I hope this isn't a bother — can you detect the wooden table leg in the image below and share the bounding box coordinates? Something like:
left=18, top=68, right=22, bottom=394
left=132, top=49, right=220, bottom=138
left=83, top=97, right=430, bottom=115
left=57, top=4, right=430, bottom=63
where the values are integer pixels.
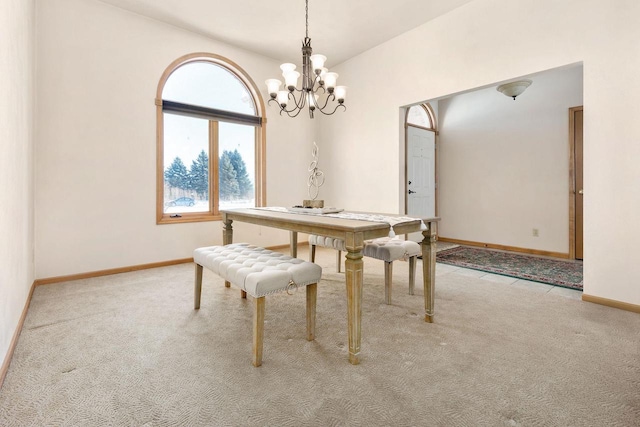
left=421, top=221, right=437, bottom=323
left=223, top=215, right=233, bottom=288
left=345, top=245, right=364, bottom=364
left=290, top=231, right=298, bottom=257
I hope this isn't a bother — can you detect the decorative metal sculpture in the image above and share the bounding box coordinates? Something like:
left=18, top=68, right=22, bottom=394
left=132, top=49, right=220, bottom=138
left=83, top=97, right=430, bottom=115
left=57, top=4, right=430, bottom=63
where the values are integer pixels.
left=307, top=142, right=324, bottom=200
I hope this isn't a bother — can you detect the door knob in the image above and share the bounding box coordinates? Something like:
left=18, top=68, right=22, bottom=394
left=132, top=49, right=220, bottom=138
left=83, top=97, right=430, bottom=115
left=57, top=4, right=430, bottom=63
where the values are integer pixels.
left=408, top=190, right=416, bottom=194
left=578, top=189, right=584, bottom=195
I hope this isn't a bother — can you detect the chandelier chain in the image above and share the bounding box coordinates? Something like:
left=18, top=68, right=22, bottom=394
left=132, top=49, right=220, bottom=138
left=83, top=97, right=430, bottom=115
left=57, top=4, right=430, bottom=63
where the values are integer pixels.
left=305, top=0, right=309, bottom=39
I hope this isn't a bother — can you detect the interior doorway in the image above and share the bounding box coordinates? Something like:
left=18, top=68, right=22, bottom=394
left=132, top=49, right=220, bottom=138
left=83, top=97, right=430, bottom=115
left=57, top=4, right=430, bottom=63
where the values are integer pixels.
left=569, top=106, right=584, bottom=259
left=405, top=104, right=437, bottom=242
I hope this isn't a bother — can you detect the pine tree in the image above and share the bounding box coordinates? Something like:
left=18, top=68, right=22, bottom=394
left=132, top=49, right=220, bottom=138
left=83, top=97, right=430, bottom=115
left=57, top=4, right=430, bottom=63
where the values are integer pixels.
left=229, top=149, right=253, bottom=198
left=219, top=151, right=239, bottom=200
left=164, top=157, right=189, bottom=191
left=189, top=150, right=209, bottom=199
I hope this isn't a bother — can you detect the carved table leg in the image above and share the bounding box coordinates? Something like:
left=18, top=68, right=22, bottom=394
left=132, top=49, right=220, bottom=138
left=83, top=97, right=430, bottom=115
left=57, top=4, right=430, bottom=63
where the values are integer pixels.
left=345, top=247, right=364, bottom=364
left=421, top=221, right=437, bottom=323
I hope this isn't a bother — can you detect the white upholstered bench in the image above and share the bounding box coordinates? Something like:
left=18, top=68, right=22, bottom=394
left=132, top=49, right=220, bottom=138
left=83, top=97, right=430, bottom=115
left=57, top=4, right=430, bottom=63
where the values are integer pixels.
left=308, top=235, right=346, bottom=273
left=309, top=235, right=421, bottom=304
left=194, top=243, right=323, bottom=367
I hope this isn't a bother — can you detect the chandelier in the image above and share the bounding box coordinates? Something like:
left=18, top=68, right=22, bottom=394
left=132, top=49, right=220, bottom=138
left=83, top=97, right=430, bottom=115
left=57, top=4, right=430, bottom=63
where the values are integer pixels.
left=265, top=0, right=347, bottom=119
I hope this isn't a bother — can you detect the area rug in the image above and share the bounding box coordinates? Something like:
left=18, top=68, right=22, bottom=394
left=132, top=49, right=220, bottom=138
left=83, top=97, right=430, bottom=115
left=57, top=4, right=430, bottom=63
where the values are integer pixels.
left=436, top=246, right=583, bottom=290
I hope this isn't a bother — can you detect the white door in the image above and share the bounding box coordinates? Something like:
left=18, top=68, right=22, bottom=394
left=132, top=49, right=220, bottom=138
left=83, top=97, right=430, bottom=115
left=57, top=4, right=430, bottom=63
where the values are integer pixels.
left=407, top=125, right=435, bottom=242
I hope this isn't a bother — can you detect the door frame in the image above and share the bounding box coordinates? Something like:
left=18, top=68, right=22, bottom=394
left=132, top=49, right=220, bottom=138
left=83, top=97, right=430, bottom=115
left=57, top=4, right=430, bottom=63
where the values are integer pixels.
left=568, top=105, right=583, bottom=259
left=404, top=103, right=438, bottom=216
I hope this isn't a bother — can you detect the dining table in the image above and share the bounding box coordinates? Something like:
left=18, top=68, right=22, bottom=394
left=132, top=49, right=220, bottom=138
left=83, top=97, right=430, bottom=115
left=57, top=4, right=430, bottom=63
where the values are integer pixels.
left=220, top=207, right=440, bottom=365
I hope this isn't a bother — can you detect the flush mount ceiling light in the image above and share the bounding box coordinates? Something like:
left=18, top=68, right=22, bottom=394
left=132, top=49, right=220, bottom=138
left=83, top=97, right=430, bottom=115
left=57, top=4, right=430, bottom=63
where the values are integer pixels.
left=497, top=80, right=532, bottom=100
left=265, top=0, right=347, bottom=119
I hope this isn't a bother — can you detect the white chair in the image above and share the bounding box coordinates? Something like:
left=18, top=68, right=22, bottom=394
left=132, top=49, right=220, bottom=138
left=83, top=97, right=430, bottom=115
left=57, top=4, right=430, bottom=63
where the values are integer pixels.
left=309, top=235, right=421, bottom=304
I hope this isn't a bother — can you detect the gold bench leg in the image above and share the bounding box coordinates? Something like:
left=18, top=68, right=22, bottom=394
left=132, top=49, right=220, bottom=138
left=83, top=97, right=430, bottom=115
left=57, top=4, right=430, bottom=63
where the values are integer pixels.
left=409, top=256, right=416, bottom=295
left=241, top=290, right=247, bottom=299
left=336, top=250, right=342, bottom=273
left=306, top=283, right=317, bottom=341
left=310, top=244, right=316, bottom=262
left=194, top=264, right=203, bottom=309
left=384, top=261, right=393, bottom=305
left=253, top=297, right=266, bottom=367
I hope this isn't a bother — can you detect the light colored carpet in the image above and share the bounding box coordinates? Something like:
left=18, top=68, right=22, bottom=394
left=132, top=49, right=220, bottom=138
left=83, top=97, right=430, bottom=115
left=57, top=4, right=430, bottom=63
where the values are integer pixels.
left=1, top=247, right=639, bottom=426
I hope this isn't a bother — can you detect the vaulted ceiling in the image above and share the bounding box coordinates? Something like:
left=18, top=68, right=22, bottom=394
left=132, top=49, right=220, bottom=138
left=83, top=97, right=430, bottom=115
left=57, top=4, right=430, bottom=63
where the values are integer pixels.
left=97, top=0, right=476, bottom=65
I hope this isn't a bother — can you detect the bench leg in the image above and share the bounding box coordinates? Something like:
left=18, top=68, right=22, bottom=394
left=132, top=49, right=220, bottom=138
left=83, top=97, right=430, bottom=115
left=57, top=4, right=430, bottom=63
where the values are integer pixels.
left=384, top=261, right=393, bottom=305
left=336, top=250, right=342, bottom=273
left=241, top=290, right=247, bottom=299
left=253, top=297, right=266, bottom=367
left=194, top=264, right=203, bottom=309
left=225, top=280, right=231, bottom=288
left=306, top=283, right=317, bottom=341
left=409, top=256, right=416, bottom=295
left=310, top=244, right=316, bottom=262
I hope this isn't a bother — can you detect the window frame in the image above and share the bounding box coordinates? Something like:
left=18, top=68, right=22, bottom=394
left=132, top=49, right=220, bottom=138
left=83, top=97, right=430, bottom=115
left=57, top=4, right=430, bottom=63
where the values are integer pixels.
left=155, top=53, right=267, bottom=224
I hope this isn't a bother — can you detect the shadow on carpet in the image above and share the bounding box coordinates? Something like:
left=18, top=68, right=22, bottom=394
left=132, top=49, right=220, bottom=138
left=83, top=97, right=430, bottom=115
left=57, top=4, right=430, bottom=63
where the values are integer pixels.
left=436, top=246, right=583, bottom=290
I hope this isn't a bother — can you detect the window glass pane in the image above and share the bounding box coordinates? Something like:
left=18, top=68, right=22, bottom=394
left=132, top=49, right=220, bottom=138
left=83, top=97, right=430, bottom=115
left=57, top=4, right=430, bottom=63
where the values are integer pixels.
left=163, top=113, right=209, bottom=214
left=163, top=62, right=256, bottom=115
left=407, top=105, right=431, bottom=128
left=218, top=122, right=255, bottom=210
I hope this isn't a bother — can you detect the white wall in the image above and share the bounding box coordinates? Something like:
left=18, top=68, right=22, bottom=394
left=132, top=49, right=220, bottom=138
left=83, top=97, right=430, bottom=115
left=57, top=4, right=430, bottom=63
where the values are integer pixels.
left=0, top=0, right=35, bottom=371
left=438, top=65, right=583, bottom=253
left=319, top=0, right=640, bottom=305
left=35, top=0, right=314, bottom=278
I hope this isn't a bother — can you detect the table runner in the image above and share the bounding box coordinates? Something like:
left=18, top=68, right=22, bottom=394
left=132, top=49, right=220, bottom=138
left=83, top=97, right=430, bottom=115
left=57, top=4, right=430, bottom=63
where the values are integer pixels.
left=253, top=207, right=427, bottom=238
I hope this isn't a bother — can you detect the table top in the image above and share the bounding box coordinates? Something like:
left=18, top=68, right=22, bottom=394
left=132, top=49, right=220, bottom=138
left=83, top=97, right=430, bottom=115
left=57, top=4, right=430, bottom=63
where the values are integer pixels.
left=221, top=208, right=439, bottom=243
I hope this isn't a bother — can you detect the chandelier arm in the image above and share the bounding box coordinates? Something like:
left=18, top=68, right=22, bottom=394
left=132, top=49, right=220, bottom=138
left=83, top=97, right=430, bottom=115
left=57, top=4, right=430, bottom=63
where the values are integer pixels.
left=313, top=102, right=347, bottom=116
left=314, top=92, right=335, bottom=111
left=276, top=91, right=308, bottom=117
left=287, top=91, right=307, bottom=111
left=280, top=105, right=304, bottom=118
left=267, top=94, right=305, bottom=118
left=309, top=73, right=322, bottom=91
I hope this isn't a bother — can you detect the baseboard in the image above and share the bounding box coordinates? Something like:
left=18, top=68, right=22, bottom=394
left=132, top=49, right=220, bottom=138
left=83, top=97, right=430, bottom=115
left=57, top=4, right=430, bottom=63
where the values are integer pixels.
left=582, top=294, right=640, bottom=314
left=34, top=241, right=308, bottom=286
left=438, top=237, right=569, bottom=259
left=0, top=280, right=36, bottom=390
left=34, top=258, right=194, bottom=286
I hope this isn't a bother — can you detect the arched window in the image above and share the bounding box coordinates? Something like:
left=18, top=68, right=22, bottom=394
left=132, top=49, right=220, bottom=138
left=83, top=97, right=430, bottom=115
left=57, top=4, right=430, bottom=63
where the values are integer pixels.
left=406, top=104, right=436, bottom=130
left=156, top=53, right=266, bottom=224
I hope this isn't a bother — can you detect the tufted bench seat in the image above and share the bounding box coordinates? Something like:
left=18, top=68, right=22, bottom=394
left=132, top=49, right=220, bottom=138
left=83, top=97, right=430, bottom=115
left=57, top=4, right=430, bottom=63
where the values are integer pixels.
left=194, top=243, right=322, bottom=367
left=309, top=235, right=421, bottom=304
left=308, top=235, right=346, bottom=272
